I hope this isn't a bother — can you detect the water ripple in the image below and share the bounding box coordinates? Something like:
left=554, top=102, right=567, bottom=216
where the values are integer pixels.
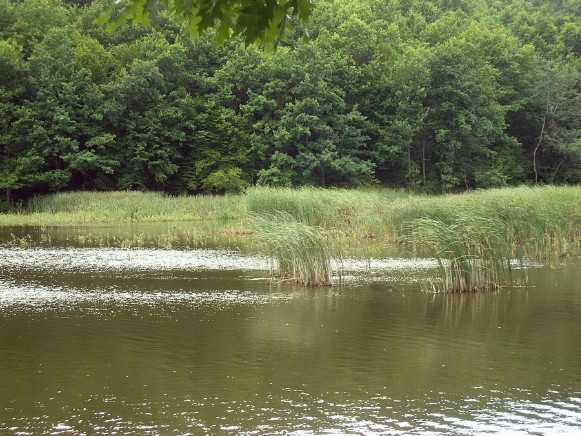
left=0, top=280, right=296, bottom=313
left=0, top=247, right=271, bottom=272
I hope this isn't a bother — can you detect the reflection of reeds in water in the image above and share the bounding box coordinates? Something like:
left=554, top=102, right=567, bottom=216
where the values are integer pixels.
left=253, top=213, right=334, bottom=286
left=411, top=217, right=526, bottom=292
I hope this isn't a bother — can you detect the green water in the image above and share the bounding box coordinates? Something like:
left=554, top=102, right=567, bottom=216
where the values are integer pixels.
left=0, top=227, right=580, bottom=434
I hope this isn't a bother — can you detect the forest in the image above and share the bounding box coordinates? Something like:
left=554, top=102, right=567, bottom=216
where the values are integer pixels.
left=0, top=0, right=579, bottom=204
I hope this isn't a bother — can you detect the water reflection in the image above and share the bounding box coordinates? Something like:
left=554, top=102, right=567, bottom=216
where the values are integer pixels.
left=0, top=246, right=579, bottom=434
left=2, top=387, right=580, bottom=434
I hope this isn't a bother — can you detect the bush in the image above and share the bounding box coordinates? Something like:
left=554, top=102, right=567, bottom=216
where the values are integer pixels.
left=202, top=167, right=249, bottom=194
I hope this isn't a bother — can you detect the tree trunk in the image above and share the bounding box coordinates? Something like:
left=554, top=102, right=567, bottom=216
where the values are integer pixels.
left=533, top=112, right=546, bottom=184
left=421, top=134, right=427, bottom=188
left=533, top=98, right=553, bottom=185
left=550, top=158, right=566, bottom=184
left=407, top=144, right=411, bottom=186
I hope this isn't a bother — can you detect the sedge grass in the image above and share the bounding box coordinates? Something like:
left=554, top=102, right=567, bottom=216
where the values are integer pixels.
left=410, top=216, right=526, bottom=292
left=252, top=213, right=335, bottom=286
left=0, top=191, right=246, bottom=225
left=248, top=185, right=581, bottom=259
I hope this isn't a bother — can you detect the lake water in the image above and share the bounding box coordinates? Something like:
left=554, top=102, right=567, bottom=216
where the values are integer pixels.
left=0, top=227, right=580, bottom=434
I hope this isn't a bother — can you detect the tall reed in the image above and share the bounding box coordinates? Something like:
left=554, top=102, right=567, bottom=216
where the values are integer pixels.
left=410, top=216, right=525, bottom=292
left=247, top=185, right=581, bottom=258
left=252, top=213, right=334, bottom=286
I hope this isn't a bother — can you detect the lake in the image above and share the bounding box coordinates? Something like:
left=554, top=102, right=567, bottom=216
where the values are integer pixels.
left=0, top=226, right=580, bottom=434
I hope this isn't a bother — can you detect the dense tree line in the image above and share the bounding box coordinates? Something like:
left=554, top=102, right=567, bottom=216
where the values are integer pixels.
left=0, top=0, right=579, bottom=203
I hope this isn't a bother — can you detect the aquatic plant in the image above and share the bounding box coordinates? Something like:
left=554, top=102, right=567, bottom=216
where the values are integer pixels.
left=252, top=213, right=335, bottom=286
left=410, top=216, right=526, bottom=292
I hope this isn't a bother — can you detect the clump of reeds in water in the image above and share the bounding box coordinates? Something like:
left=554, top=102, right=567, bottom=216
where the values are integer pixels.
left=411, top=216, right=526, bottom=292
left=252, top=213, right=334, bottom=286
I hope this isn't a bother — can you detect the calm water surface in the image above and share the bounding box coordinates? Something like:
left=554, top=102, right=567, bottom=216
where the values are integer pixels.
left=0, top=230, right=580, bottom=434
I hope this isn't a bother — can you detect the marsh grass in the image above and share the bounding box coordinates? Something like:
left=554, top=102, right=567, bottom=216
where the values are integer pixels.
left=248, top=185, right=581, bottom=259
left=411, top=217, right=526, bottom=292
left=12, top=191, right=246, bottom=224
left=252, top=213, right=335, bottom=286
left=1, top=186, right=579, bottom=291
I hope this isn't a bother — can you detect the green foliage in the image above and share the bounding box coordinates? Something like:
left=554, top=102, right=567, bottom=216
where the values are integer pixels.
left=234, top=43, right=374, bottom=187
left=6, top=0, right=69, bottom=54
left=0, top=0, right=580, bottom=202
left=96, top=0, right=315, bottom=48
left=202, top=167, right=249, bottom=194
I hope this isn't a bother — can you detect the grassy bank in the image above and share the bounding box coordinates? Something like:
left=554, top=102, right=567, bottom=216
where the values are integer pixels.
left=3, top=187, right=580, bottom=254
left=2, top=186, right=580, bottom=288
left=0, top=191, right=246, bottom=225
left=247, top=186, right=581, bottom=256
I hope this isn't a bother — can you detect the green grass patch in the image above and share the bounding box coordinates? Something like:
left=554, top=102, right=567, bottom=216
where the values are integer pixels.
left=0, top=191, right=246, bottom=225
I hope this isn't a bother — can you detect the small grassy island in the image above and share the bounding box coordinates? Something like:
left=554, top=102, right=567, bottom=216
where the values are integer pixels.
left=2, top=185, right=580, bottom=290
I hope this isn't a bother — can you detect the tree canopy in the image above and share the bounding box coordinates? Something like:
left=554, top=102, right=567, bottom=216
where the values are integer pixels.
left=0, top=0, right=579, bottom=204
